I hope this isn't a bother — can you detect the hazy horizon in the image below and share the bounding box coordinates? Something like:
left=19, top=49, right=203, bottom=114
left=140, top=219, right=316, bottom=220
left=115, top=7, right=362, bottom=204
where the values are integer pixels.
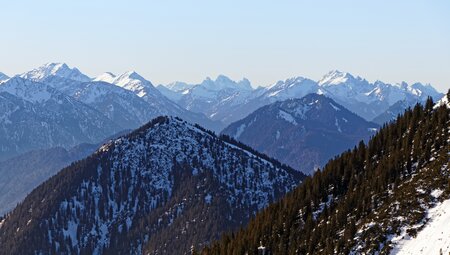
left=1, top=1, right=449, bottom=92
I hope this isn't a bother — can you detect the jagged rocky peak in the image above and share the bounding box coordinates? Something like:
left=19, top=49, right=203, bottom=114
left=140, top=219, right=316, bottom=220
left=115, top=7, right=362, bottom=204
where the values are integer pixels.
left=200, top=75, right=253, bottom=91
left=20, top=62, right=91, bottom=82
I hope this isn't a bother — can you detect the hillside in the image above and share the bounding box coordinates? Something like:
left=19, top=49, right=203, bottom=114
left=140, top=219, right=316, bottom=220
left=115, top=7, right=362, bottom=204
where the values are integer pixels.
left=222, top=94, right=378, bottom=174
left=0, top=130, right=130, bottom=216
left=203, top=95, right=449, bottom=254
left=0, top=116, right=305, bottom=255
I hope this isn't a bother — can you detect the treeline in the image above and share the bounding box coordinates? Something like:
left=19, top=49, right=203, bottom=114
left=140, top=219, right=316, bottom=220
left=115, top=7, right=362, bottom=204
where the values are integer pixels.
left=202, top=93, right=450, bottom=255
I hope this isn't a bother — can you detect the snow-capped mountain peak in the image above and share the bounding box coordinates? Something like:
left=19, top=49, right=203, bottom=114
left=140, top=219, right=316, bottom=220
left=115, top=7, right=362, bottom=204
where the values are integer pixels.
left=318, top=70, right=355, bottom=86
left=264, top=76, right=318, bottom=100
left=165, top=81, right=194, bottom=92
left=113, top=71, right=151, bottom=86
left=409, top=82, right=441, bottom=99
left=20, top=62, right=91, bottom=82
left=93, top=72, right=116, bottom=83
left=199, top=75, right=253, bottom=91
left=107, top=71, right=157, bottom=98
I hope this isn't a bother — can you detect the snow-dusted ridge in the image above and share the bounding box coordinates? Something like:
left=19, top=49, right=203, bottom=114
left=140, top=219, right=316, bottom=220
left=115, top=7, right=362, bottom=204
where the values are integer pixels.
left=20, top=62, right=91, bottom=82
left=0, top=115, right=304, bottom=254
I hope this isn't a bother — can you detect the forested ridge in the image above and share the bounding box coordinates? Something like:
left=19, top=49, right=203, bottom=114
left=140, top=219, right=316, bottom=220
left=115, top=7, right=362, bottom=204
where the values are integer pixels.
left=202, top=93, right=450, bottom=255
left=0, top=116, right=305, bottom=255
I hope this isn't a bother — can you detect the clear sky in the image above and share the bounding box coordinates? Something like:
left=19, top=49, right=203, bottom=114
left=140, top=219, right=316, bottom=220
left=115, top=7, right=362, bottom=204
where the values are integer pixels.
left=1, top=0, right=449, bottom=92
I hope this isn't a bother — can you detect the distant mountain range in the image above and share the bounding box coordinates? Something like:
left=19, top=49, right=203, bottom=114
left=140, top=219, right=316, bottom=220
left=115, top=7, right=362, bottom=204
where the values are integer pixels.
left=0, top=63, right=222, bottom=160
left=157, top=70, right=443, bottom=125
left=0, top=116, right=305, bottom=255
left=0, top=62, right=443, bottom=162
left=222, top=94, right=378, bottom=174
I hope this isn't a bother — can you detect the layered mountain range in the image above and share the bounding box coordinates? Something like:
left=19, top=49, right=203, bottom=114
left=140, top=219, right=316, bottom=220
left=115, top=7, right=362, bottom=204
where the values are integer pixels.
left=0, top=63, right=222, bottom=160
left=157, top=70, right=443, bottom=125
left=0, top=63, right=444, bottom=164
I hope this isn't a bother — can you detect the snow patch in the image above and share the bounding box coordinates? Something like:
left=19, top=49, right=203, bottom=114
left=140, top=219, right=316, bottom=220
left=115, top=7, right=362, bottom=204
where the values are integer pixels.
left=278, top=110, right=297, bottom=125
left=234, top=123, right=246, bottom=139
left=329, top=102, right=341, bottom=111
left=204, top=194, right=212, bottom=204
left=391, top=198, right=450, bottom=255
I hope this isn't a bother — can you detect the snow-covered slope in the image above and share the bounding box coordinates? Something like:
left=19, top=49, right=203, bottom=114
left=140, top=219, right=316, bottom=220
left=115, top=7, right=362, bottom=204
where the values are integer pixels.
left=391, top=197, right=450, bottom=255
left=0, top=116, right=305, bottom=254
left=20, top=62, right=91, bottom=82
left=0, top=77, right=121, bottom=160
left=263, top=76, right=319, bottom=101
left=93, top=72, right=116, bottom=83
left=0, top=72, right=9, bottom=82
left=434, top=92, right=450, bottom=109
left=222, top=94, right=378, bottom=174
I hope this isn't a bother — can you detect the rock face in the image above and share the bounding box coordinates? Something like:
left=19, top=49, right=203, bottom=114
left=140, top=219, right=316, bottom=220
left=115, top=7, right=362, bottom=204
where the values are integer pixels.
left=0, top=116, right=305, bottom=255
left=222, top=94, right=379, bottom=174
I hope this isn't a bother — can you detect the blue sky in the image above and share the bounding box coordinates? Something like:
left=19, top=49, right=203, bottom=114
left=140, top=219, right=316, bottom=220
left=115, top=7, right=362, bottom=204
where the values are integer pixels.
left=1, top=0, right=449, bottom=91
